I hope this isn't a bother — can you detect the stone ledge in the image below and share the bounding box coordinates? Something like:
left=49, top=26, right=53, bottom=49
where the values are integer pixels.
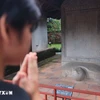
left=37, top=48, right=56, bottom=62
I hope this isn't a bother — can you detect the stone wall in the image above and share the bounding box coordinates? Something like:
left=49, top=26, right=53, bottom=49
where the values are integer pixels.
left=62, top=0, right=100, bottom=65
left=61, top=0, right=100, bottom=82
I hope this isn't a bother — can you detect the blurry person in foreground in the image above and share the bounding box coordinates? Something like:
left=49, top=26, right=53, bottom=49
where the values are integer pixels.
left=0, top=0, right=41, bottom=100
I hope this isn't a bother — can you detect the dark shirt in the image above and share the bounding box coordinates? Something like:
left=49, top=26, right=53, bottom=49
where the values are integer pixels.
left=0, top=81, right=30, bottom=100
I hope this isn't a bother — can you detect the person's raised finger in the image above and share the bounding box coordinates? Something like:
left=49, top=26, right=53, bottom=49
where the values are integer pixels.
left=20, top=54, right=29, bottom=73
left=29, top=52, right=37, bottom=57
left=28, top=53, right=38, bottom=80
left=13, top=71, right=26, bottom=85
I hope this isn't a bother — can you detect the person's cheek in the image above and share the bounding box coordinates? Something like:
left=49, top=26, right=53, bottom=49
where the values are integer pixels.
left=27, top=33, right=32, bottom=52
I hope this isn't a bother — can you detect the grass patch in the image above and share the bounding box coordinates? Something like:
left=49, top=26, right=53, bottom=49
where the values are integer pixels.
left=48, top=44, right=61, bottom=49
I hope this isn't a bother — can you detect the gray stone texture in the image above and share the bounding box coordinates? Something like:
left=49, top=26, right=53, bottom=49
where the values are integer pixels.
left=61, top=0, right=100, bottom=82
left=32, top=18, right=48, bottom=52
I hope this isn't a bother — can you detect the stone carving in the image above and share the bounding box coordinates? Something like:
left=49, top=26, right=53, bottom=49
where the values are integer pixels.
left=61, top=0, right=100, bottom=83
left=62, top=62, right=100, bottom=83
left=72, top=67, right=86, bottom=81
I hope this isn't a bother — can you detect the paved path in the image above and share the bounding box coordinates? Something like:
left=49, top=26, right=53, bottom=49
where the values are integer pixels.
left=39, top=54, right=100, bottom=100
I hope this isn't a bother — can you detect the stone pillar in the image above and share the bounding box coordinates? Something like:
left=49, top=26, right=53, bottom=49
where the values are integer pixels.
left=61, top=0, right=100, bottom=82
left=32, top=18, right=48, bottom=52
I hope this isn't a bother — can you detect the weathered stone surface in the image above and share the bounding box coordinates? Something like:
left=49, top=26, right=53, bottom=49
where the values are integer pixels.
left=32, top=18, right=48, bottom=52
left=62, top=62, right=100, bottom=82
left=61, top=0, right=100, bottom=82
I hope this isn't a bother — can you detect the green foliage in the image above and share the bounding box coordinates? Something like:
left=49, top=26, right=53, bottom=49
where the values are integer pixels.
left=48, top=44, right=61, bottom=52
left=47, top=18, right=61, bottom=33
left=48, top=44, right=61, bottom=50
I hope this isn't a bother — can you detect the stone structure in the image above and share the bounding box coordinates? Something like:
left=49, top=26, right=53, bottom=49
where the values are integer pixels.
left=61, top=0, right=100, bottom=82
left=32, top=18, right=48, bottom=52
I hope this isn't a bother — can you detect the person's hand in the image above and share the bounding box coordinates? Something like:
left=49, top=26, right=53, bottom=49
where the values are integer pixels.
left=13, top=52, right=41, bottom=100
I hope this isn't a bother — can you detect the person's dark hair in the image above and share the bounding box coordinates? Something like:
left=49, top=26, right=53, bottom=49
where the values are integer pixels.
left=0, top=0, right=41, bottom=32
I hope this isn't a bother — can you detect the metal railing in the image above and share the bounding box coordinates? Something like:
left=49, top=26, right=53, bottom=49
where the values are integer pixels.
left=4, top=80, right=100, bottom=100
left=39, top=84, right=100, bottom=100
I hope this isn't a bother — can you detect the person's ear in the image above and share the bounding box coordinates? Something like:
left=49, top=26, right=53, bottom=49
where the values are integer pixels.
left=0, top=14, right=9, bottom=43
